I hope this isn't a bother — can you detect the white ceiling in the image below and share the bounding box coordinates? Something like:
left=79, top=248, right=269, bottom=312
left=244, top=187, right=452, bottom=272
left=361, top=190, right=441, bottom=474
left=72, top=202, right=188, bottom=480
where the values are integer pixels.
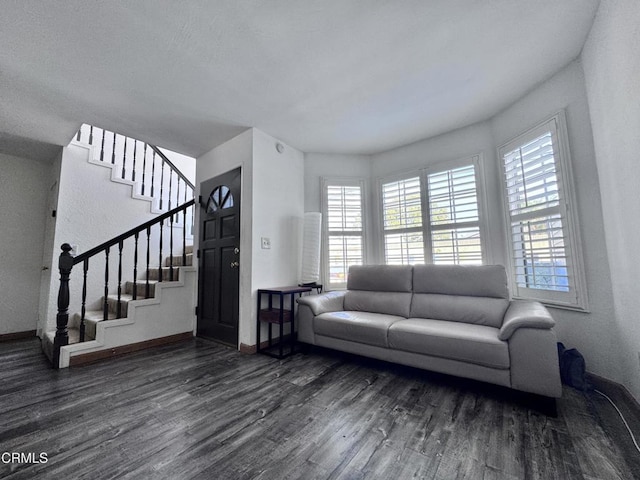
left=0, top=0, right=600, bottom=162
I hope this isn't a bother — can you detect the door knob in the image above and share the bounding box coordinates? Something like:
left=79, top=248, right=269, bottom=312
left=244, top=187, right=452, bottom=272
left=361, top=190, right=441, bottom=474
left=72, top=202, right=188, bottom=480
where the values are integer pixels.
left=230, top=261, right=240, bottom=268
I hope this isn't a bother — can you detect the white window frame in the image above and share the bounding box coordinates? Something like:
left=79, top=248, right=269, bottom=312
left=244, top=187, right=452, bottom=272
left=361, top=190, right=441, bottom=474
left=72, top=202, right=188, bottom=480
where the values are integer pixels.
left=377, top=155, right=488, bottom=266
left=498, top=112, right=588, bottom=311
left=321, top=177, right=367, bottom=290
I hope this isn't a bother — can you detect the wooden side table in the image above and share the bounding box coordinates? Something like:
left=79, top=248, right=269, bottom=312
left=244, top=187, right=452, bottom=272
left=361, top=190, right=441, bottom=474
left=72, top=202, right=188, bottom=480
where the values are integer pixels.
left=257, top=286, right=312, bottom=359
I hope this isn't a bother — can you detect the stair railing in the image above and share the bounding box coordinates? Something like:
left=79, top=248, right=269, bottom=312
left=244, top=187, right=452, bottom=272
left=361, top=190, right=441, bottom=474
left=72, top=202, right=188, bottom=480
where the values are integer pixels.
left=52, top=199, right=195, bottom=369
left=74, top=124, right=195, bottom=216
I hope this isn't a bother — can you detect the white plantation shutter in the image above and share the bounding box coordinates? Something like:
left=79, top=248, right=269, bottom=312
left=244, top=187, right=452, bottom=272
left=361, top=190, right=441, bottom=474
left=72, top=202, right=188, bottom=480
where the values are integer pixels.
left=499, top=114, right=587, bottom=309
left=323, top=181, right=364, bottom=288
left=382, top=177, right=424, bottom=264
left=379, top=157, right=485, bottom=267
left=427, top=164, right=483, bottom=264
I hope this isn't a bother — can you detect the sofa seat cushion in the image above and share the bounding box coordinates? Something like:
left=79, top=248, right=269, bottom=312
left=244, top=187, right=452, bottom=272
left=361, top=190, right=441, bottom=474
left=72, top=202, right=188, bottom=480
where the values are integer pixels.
left=314, top=311, right=403, bottom=348
left=388, top=319, right=510, bottom=369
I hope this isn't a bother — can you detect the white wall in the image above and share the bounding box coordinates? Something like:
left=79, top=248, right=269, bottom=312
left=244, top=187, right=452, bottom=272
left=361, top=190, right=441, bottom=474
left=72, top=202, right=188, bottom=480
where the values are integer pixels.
left=37, top=151, right=62, bottom=337
left=251, top=129, right=305, bottom=346
left=196, top=129, right=254, bottom=347
left=582, top=0, right=640, bottom=400
left=304, top=153, right=372, bottom=212
left=0, top=153, right=50, bottom=335
left=491, top=60, right=618, bottom=383
left=196, top=128, right=305, bottom=349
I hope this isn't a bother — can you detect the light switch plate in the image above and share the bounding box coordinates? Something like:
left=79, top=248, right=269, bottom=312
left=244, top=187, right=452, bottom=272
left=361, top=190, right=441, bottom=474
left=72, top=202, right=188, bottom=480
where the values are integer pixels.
left=261, top=237, right=271, bottom=249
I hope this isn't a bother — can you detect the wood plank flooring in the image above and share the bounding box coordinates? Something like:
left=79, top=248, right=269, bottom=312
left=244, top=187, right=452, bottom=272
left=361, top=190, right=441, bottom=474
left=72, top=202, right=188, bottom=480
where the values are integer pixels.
left=0, top=338, right=637, bottom=480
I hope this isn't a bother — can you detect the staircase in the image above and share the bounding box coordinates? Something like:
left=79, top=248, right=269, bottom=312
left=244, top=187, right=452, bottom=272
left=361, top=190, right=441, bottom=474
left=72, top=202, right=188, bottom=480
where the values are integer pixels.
left=71, top=244, right=194, bottom=342
left=42, top=124, right=197, bottom=368
left=43, top=241, right=195, bottom=368
left=72, top=123, right=194, bottom=218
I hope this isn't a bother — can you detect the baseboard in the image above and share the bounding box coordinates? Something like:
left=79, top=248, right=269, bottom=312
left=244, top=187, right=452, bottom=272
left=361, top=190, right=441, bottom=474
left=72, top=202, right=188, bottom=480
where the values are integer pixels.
left=0, top=330, right=37, bottom=342
left=588, top=371, right=640, bottom=414
left=239, top=334, right=294, bottom=354
left=69, top=332, right=194, bottom=367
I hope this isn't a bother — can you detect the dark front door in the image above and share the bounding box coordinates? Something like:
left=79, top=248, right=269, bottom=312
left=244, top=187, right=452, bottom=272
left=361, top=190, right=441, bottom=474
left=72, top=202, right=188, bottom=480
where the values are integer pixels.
left=197, top=167, right=241, bottom=346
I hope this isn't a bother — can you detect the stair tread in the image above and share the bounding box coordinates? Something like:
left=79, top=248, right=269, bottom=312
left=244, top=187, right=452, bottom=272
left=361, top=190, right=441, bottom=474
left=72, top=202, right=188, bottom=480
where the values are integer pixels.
left=83, top=310, right=117, bottom=321
left=107, top=294, right=135, bottom=302
left=125, top=280, right=159, bottom=285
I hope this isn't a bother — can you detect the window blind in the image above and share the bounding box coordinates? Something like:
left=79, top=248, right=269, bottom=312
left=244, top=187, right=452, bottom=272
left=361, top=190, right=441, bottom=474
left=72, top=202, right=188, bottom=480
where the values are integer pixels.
left=381, top=177, right=424, bottom=264
left=325, top=184, right=364, bottom=286
left=427, top=165, right=482, bottom=265
left=502, top=129, right=570, bottom=293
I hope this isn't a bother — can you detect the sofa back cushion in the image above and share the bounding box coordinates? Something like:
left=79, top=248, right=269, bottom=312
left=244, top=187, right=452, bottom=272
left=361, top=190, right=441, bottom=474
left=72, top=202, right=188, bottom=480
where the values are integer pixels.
left=410, top=264, right=510, bottom=327
left=344, top=265, right=413, bottom=318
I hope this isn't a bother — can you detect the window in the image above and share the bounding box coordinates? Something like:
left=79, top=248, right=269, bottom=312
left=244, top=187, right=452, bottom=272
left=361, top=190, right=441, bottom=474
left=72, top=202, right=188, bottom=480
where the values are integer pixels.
left=381, top=177, right=424, bottom=264
left=380, top=156, right=485, bottom=266
left=322, top=179, right=365, bottom=289
left=427, top=164, right=483, bottom=264
left=499, top=113, right=587, bottom=310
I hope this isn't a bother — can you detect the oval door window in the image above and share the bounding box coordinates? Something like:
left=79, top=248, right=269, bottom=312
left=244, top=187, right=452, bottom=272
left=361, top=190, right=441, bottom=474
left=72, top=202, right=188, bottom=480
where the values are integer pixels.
left=206, top=185, right=234, bottom=213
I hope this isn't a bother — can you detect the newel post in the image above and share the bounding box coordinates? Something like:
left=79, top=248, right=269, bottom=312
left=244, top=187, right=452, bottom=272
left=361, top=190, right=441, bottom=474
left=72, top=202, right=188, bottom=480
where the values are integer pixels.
left=52, top=243, right=74, bottom=369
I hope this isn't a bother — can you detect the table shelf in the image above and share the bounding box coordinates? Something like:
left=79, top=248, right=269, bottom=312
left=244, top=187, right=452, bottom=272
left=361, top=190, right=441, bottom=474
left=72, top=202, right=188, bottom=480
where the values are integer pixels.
left=256, top=286, right=312, bottom=359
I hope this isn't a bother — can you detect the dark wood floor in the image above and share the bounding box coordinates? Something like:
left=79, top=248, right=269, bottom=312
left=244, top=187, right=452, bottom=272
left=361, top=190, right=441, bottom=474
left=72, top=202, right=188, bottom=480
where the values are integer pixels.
left=0, top=338, right=637, bottom=480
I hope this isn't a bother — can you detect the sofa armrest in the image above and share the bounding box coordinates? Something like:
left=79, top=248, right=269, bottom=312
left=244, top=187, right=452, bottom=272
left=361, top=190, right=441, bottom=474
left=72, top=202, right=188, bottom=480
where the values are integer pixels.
left=499, top=300, right=555, bottom=341
left=297, top=291, right=346, bottom=316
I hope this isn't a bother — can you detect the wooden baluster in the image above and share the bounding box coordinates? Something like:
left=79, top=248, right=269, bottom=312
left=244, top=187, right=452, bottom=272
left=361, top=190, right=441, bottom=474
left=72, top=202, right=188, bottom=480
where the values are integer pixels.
left=117, top=240, right=123, bottom=318
left=111, top=132, right=117, bottom=164
left=184, top=187, right=193, bottom=242
left=191, top=203, right=195, bottom=246
left=100, top=129, right=106, bottom=162
left=175, top=177, right=181, bottom=223
left=170, top=210, right=174, bottom=281
left=132, top=140, right=137, bottom=182
left=103, top=247, right=110, bottom=321
left=168, top=171, right=173, bottom=212
left=183, top=203, right=187, bottom=267
left=158, top=220, right=164, bottom=283
left=146, top=226, right=151, bottom=298
left=141, top=144, right=147, bottom=196
left=79, top=259, right=88, bottom=342
left=150, top=150, right=156, bottom=197
left=121, top=137, right=128, bottom=179
left=89, top=125, right=94, bottom=145
left=159, top=158, right=165, bottom=210
left=133, top=232, right=139, bottom=300
left=53, top=243, right=73, bottom=369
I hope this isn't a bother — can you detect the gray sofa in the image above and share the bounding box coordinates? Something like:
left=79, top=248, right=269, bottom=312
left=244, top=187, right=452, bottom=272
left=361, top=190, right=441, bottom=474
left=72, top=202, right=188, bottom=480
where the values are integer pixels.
left=297, top=264, right=562, bottom=398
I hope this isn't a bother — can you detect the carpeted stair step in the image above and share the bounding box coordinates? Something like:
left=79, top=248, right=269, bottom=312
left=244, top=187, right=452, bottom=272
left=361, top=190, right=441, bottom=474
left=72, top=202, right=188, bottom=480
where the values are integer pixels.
left=164, top=252, right=193, bottom=267
left=146, top=267, right=181, bottom=281
left=124, top=280, right=157, bottom=298
left=67, top=326, right=80, bottom=344
left=80, top=310, right=117, bottom=341
left=106, top=294, right=135, bottom=318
